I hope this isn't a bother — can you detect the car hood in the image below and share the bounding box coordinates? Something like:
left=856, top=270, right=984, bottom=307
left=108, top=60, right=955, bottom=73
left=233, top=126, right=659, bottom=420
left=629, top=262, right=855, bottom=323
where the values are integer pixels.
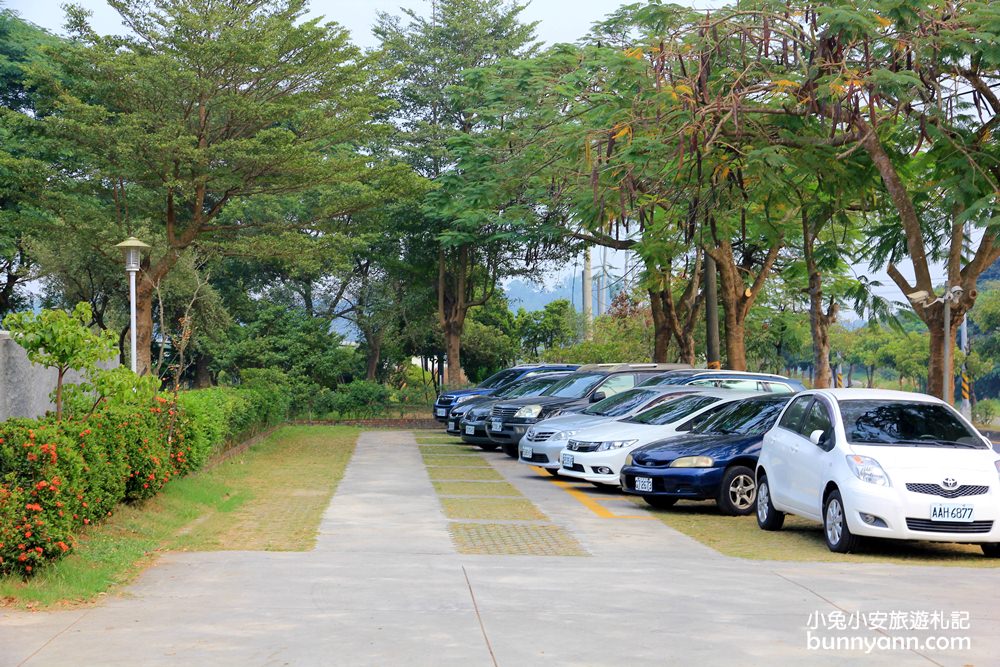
left=533, top=413, right=610, bottom=431
left=631, top=433, right=763, bottom=465
left=494, top=396, right=582, bottom=409
left=570, top=420, right=675, bottom=445
left=850, top=443, right=1000, bottom=475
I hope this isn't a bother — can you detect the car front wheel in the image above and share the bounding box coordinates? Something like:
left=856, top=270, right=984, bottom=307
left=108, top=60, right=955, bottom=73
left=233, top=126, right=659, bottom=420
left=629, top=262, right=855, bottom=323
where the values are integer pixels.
left=823, top=489, right=860, bottom=553
left=755, top=474, right=785, bottom=531
left=502, top=443, right=518, bottom=458
left=718, top=465, right=756, bottom=516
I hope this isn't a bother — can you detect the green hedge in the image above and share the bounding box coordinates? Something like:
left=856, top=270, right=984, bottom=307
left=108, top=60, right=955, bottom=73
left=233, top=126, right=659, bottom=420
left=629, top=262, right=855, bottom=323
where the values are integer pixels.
left=0, top=377, right=289, bottom=577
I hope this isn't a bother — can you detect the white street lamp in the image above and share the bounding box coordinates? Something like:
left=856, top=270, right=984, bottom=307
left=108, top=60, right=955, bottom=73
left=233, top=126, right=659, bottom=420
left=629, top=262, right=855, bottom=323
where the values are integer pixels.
left=116, top=236, right=150, bottom=373
left=907, top=284, right=965, bottom=403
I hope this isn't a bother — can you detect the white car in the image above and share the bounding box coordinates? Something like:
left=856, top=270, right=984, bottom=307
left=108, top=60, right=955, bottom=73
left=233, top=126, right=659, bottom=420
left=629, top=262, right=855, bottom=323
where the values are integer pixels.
left=756, top=388, right=1000, bottom=556
left=517, top=387, right=700, bottom=473
left=556, top=391, right=759, bottom=486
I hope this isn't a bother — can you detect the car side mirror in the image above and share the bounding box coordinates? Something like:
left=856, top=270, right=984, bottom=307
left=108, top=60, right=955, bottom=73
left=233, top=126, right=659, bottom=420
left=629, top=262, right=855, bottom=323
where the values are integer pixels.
left=809, top=429, right=827, bottom=446
left=590, top=391, right=606, bottom=403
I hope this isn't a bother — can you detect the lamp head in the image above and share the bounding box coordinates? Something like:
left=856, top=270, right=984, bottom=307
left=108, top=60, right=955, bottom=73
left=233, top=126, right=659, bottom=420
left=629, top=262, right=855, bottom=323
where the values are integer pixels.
left=115, top=237, right=150, bottom=271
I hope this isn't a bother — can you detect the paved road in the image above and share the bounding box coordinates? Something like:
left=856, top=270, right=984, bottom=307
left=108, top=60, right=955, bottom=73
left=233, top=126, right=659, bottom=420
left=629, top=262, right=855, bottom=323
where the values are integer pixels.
left=2, top=431, right=997, bottom=666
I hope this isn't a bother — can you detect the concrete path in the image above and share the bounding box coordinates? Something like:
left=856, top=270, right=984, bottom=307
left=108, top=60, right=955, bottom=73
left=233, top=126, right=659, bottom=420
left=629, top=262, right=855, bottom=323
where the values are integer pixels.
left=2, top=430, right=998, bottom=666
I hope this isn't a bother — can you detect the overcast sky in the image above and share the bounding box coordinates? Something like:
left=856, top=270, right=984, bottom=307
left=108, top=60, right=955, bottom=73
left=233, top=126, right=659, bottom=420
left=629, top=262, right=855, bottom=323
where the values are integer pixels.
left=6, top=0, right=634, bottom=47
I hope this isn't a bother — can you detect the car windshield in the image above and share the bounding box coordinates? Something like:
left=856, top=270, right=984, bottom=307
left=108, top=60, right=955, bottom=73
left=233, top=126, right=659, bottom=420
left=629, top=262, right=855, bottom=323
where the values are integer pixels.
left=499, top=376, right=562, bottom=399
left=544, top=373, right=606, bottom=398
left=583, top=389, right=660, bottom=417
left=625, top=395, right=722, bottom=425
left=638, top=373, right=697, bottom=387
left=694, top=398, right=789, bottom=435
left=839, top=400, right=987, bottom=448
left=477, top=369, right=523, bottom=389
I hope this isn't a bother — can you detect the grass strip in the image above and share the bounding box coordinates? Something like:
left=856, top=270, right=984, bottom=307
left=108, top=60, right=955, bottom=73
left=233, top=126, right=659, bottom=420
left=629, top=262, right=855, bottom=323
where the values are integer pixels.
left=638, top=500, right=1000, bottom=567
left=0, top=426, right=358, bottom=608
left=422, top=455, right=491, bottom=467
left=426, top=466, right=505, bottom=481
left=441, top=498, right=547, bottom=521
left=433, top=481, right=524, bottom=497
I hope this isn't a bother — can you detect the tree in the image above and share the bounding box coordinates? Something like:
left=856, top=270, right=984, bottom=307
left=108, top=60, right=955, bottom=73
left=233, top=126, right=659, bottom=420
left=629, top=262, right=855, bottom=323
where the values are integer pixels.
left=2, top=302, right=116, bottom=420
left=374, top=0, right=543, bottom=386
left=40, top=0, right=393, bottom=375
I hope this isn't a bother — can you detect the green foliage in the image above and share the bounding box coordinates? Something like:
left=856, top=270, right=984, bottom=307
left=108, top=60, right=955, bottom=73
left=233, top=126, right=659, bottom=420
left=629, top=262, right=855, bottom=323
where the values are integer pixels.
left=2, top=303, right=116, bottom=418
left=328, top=380, right=390, bottom=419
left=460, top=319, right=519, bottom=383
left=972, top=399, right=1000, bottom=427
left=543, top=313, right=653, bottom=364
left=517, top=299, right=579, bottom=358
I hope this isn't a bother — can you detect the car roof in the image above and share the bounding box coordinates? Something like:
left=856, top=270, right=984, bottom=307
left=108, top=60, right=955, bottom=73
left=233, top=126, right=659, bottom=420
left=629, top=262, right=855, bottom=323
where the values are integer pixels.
left=807, top=388, right=945, bottom=404
left=573, top=363, right=692, bottom=373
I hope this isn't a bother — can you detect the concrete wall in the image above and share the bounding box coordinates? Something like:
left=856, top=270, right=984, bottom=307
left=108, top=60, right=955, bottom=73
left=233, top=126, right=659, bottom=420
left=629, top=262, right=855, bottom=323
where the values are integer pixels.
left=0, top=331, right=118, bottom=421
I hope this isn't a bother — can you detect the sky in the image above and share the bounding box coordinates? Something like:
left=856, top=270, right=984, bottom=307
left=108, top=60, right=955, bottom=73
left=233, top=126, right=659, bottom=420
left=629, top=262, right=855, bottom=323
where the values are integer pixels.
left=5, top=0, right=633, bottom=48
left=4, top=0, right=951, bottom=313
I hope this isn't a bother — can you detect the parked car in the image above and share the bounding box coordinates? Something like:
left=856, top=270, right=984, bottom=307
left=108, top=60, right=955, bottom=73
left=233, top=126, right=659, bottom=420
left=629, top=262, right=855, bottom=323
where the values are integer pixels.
left=555, top=390, right=760, bottom=486
left=432, top=363, right=578, bottom=423
left=621, top=394, right=792, bottom=515
left=455, top=373, right=572, bottom=449
left=517, top=386, right=701, bottom=473
left=487, top=363, right=690, bottom=457
left=755, top=389, right=1000, bottom=556
left=639, top=369, right=805, bottom=394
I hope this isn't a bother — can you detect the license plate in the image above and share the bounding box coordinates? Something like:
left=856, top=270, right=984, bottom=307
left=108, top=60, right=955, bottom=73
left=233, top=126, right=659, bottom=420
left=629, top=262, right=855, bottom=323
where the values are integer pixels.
left=930, top=503, right=974, bottom=522
left=491, top=419, right=503, bottom=432
left=561, top=453, right=574, bottom=468
left=436, top=408, right=447, bottom=417
left=521, top=446, right=533, bottom=458
left=449, top=420, right=457, bottom=430
left=635, top=477, right=653, bottom=493
left=465, top=425, right=475, bottom=435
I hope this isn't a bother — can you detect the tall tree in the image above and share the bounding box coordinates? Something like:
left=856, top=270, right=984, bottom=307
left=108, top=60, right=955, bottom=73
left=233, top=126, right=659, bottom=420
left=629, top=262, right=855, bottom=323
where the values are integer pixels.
left=374, top=0, right=540, bottom=386
left=39, top=0, right=392, bottom=374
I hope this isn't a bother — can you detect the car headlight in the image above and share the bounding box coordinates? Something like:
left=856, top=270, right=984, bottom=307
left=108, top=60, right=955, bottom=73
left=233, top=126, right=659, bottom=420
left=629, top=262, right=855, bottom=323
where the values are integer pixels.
left=515, top=404, right=542, bottom=419
left=596, top=439, right=637, bottom=451
left=847, top=455, right=891, bottom=487
left=551, top=430, right=577, bottom=441
left=669, top=456, right=714, bottom=468
left=995, top=460, right=1000, bottom=483
left=455, top=395, right=476, bottom=403
left=625, top=454, right=634, bottom=466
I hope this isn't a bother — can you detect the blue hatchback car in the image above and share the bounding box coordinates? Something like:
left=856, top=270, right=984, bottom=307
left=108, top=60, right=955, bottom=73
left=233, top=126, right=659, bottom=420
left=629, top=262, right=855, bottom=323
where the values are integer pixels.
left=620, top=394, right=791, bottom=515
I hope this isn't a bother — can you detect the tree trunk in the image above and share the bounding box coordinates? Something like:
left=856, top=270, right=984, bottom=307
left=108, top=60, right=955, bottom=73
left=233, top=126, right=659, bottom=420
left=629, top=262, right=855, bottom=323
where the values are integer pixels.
left=193, top=354, right=213, bottom=388
left=444, top=325, right=462, bottom=387
left=648, top=287, right=671, bottom=362
left=847, top=363, right=854, bottom=388
left=135, top=279, right=155, bottom=376
left=365, top=332, right=383, bottom=382
left=55, top=367, right=66, bottom=421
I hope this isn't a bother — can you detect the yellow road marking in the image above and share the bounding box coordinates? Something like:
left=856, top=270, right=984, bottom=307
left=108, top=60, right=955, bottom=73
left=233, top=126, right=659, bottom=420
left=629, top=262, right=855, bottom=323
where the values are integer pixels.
left=535, top=469, right=654, bottom=520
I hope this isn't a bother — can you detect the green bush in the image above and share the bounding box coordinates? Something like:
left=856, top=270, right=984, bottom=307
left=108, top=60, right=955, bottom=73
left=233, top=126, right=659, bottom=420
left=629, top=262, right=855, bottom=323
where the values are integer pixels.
left=973, top=398, right=1000, bottom=427
left=329, top=380, right=390, bottom=419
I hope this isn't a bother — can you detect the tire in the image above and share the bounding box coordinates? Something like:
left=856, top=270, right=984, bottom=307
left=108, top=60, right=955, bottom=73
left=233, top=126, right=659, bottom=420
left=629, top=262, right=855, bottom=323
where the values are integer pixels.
left=476, top=444, right=500, bottom=452
left=502, top=443, right=518, bottom=458
left=823, top=489, right=860, bottom=553
left=642, top=496, right=677, bottom=509
left=545, top=468, right=560, bottom=476
left=717, top=465, right=756, bottom=516
left=982, top=543, right=1000, bottom=558
left=755, top=474, right=785, bottom=531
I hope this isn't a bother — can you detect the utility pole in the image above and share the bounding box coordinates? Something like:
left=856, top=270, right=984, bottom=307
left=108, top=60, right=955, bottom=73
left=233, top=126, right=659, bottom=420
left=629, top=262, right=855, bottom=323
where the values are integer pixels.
left=705, top=253, right=721, bottom=369
left=583, top=247, right=593, bottom=340
left=944, top=282, right=952, bottom=404
left=961, top=313, right=972, bottom=419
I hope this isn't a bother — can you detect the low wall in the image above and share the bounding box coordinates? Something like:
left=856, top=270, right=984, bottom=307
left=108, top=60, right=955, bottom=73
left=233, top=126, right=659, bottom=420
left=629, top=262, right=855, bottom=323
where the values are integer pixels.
left=0, top=330, right=118, bottom=421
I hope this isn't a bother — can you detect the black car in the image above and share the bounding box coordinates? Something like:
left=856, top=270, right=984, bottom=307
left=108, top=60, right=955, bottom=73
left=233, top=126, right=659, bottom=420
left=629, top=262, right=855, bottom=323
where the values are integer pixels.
left=620, top=394, right=791, bottom=515
left=432, top=363, right=578, bottom=423
left=487, top=363, right=690, bottom=457
left=446, top=372, right=572, bottom=444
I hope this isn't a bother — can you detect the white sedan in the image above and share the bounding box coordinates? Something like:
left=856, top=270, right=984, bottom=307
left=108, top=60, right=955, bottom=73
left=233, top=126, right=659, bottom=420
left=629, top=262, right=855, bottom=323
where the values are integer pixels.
left=756, top=388, right=1000, bottom=556
left=556, top=391, right=759, bottom=487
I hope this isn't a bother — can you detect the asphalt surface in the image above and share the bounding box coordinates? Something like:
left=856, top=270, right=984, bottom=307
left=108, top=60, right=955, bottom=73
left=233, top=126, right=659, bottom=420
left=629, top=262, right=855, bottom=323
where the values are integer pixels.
left=1, top=430, right=998, bottom=666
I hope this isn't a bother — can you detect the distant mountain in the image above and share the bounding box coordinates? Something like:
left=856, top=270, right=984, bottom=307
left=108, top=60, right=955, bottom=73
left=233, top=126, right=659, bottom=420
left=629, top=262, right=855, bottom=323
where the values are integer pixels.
left=503, top=277, right=579, bottom=313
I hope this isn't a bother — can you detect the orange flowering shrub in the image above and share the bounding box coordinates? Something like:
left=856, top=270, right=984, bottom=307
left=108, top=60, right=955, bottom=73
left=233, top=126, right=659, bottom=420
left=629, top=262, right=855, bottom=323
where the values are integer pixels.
left=0, top=382, right=280, bottom=577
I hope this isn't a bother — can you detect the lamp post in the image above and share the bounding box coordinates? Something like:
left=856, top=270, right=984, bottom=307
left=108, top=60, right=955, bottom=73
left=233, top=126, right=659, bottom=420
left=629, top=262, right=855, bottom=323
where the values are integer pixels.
left=116, top=237, right=150, bottom=373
